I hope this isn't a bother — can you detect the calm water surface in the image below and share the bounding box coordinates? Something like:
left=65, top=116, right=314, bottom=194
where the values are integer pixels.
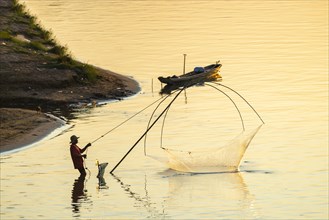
left=1, top=0, right=328, bottom=219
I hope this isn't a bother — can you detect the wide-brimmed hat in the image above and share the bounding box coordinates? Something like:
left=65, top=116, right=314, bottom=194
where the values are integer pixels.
left=70, top=135, right=79, bottom=143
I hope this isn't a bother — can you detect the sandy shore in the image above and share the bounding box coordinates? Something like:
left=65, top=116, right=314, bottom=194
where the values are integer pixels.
left=0, top=108, right=66, bottom=153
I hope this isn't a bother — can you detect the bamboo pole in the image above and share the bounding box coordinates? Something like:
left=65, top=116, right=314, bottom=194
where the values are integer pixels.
left=110, top=88, right=185, bottom=174
left=183, top=54, right=187, bottom=74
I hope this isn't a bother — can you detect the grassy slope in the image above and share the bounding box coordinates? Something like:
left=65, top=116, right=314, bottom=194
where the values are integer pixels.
left=0, top=0, right=139, bottom=114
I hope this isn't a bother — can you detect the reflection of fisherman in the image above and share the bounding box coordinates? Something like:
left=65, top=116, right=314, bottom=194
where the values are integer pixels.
left=70, top=135, right=91, bottom=176
left=71, top=175, right=86, bottom=214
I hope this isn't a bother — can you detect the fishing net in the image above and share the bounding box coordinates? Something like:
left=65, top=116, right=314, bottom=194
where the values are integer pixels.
left=157, top=125, right=262, bottom=173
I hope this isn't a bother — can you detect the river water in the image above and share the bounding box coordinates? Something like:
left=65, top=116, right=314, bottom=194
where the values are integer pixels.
left=1, top=0, right=328, bottom=219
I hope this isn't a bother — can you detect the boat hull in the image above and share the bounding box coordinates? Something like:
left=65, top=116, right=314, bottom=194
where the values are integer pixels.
left=158, top=63, right=222, bottom=86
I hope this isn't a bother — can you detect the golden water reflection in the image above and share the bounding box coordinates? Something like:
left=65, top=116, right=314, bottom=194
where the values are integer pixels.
left=2, top=0, right=328, bottom=219
left=111, top=171, right=258, bottom=219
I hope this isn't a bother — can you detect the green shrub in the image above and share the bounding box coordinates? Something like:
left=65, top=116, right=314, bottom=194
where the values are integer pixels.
left=10, top=0, right=99, bottom=83
left=11, top=36, right=29, bottom=46
left=28, top=41, right=47, bottom=51
left=40, top=29, right=55, bottom=44
left=48, top=45, right=69, bottom=57
left=12, top=0, right=26, bottom=15
left=83, top=64, right=98, bottom=82
left=0, top=31, right=12, bottom=40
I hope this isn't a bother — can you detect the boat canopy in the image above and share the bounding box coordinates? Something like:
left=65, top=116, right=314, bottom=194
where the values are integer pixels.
left=193, top=67, right=205, bottom=73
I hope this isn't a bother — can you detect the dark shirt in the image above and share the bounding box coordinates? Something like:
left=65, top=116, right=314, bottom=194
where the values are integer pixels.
left=70, top=144, right=84, bottom=169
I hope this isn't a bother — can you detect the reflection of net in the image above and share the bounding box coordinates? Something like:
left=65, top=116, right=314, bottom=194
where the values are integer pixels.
left=161, top=125, right=262, bottom=173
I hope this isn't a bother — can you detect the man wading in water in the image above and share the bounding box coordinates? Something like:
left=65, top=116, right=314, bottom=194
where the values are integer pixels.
left=70, top=135, right=92, bottom=176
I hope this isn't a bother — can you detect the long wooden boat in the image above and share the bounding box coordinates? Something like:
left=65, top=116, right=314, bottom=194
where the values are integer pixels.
left=158, top=63, right=222, bottom=86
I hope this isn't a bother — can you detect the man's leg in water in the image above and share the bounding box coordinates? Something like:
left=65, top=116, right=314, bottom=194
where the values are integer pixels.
left=78, top=167, right=86, bottom=176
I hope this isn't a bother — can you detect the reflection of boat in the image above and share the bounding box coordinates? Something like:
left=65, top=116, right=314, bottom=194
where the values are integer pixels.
left=158, top=63, right=222, bottom=87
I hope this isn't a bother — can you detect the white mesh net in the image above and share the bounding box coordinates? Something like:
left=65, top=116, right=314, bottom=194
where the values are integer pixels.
left=157, top=125, right=262, bottom=173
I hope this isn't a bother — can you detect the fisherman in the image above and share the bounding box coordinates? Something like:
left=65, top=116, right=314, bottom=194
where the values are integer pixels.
left=70, top=135, right=92, bottom=176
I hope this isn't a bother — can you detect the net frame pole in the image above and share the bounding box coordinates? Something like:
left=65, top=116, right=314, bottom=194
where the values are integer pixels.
left=211, top=82, right=265, bottom=124
left=206, top=83, right=245, bottom=131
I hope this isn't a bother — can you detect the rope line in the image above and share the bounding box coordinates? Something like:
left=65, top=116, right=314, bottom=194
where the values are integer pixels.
left=91, top=95, right=166, bottom=144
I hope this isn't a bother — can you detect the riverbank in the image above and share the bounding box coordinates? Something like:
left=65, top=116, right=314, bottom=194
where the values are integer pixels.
left=0, top=108, right=66, bottom=153
left=0, top=0, right=140, bottom=153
